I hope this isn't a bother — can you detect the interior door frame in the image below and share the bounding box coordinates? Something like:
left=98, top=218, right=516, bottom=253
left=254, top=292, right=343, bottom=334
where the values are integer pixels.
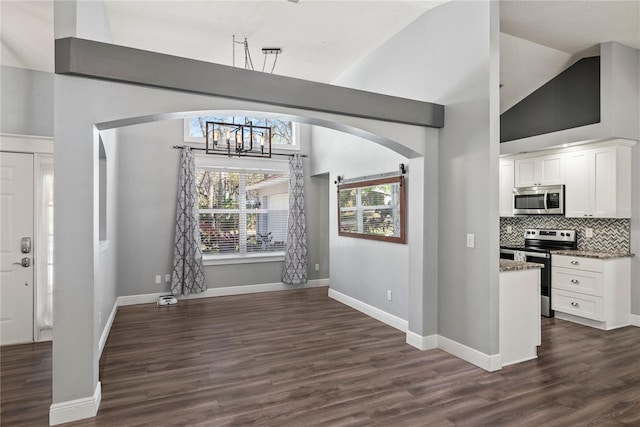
left=1, top=134, right=54, bottom=342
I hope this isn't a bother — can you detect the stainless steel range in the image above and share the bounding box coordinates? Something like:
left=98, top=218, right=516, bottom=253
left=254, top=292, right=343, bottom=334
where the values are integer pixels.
left=500, top=228, right=577, bottom=317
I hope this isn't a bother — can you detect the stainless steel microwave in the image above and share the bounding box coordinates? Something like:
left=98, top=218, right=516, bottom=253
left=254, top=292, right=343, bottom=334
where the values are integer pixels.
left=513, top=185, right=565, bottom=215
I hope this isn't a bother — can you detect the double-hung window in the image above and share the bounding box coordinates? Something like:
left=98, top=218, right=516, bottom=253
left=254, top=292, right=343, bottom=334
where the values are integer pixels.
left=196, top=162, right=289, bottom=260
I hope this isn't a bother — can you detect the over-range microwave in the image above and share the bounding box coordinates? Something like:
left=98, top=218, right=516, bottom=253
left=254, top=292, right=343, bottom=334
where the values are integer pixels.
left=513, top=185, right=565, bottom=215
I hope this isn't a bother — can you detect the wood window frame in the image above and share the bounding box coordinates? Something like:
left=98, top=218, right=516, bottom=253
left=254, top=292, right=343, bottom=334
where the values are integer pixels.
left=337, top=175, right=406, bottom=244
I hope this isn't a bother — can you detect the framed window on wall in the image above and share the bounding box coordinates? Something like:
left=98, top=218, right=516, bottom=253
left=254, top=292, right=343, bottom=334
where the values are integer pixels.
left=337, top=175, right=406, bottom=244
left=195, top=165, right=290, bottom=259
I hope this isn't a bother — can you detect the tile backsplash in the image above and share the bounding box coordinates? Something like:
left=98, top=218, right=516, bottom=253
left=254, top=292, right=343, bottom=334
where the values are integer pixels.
left=500, top=216, right=631, bottom=253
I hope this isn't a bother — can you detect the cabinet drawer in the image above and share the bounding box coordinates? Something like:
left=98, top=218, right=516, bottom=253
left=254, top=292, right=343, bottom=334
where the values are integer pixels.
left=552, top=255, right=603, bottom=272
left=552, top=289, right=604, bottom=321
left=552, top=267, right=603, bottom=297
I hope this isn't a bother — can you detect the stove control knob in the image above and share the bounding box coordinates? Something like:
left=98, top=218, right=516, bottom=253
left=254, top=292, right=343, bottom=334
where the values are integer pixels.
left=561, top=233, right=565, bottom=236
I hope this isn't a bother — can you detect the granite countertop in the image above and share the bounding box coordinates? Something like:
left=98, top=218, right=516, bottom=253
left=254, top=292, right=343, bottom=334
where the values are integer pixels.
left=551, top=249, right=635, bottom=259
left=499, top=259, right=545, bottom=272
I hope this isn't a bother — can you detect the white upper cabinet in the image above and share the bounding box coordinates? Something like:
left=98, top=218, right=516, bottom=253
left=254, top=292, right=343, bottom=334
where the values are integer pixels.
left=514, top=153, right=565, bottom=187
left=565, top=145, right=632, bottom=218
left=499, top=158, right=515, bottom=217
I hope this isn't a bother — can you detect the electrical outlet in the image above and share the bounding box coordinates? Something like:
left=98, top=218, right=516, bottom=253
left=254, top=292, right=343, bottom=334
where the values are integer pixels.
left=466, top=233, right=475, bottom=248
left=155, top=275, right=161, bottom=284
left=387, top=290, right=392, bottom=301
left=314, top=264, right=320, bottom=271
left=165, top=274, right=171, bottom=283
left=585, top=228, right=593, bottom=238
left=506, top=225, right=513, bottom=233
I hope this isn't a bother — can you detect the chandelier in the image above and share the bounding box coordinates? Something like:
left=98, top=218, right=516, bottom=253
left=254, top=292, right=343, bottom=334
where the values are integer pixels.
left=205, top=120, right=272, bottom=158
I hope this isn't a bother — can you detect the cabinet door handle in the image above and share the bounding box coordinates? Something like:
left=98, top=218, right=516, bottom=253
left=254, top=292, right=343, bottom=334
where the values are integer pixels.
left=571, top=302, right=579, bottom=307
left=571, top=279, right=580, bottom=284
left=570, top=260, right=579, bottom=265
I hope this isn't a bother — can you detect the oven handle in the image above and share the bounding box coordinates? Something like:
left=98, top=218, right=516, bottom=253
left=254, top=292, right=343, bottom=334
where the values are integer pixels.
left=500, top=248, right=550, bottom=259
left=544, top=190, right=548, bottom=211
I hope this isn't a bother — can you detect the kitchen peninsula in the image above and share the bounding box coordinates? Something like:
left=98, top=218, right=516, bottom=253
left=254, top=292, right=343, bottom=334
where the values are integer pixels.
left=499, top=259, right=543, bottom=367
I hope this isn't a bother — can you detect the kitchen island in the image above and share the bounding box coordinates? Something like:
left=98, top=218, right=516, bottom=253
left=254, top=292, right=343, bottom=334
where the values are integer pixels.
left=499, top=259, right=544, bottom=367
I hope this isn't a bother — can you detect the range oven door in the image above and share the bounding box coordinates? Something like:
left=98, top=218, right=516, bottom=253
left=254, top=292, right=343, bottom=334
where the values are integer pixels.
left=500, top=249, right=553, bottom=317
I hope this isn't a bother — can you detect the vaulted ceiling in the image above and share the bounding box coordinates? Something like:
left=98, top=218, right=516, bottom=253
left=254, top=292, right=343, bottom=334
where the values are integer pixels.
left=1, top=1, right=638, bottom=105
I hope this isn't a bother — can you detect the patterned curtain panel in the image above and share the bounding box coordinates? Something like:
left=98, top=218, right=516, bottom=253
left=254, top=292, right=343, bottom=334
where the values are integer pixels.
left=282, top=154, right=308, bottom=284
left=171, top=147, right=207, bottom=296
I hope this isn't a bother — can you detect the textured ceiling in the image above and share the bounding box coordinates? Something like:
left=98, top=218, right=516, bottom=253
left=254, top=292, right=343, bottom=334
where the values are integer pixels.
left=103, top=0, right=446, bottom=83
left=501, top=0, right=640, bottom=54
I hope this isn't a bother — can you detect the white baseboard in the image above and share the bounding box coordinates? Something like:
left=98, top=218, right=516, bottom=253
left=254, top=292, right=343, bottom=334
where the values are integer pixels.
left=555, top=312, right=630, bottom=331
left=326, top=291, right=503, bottom=372
left=49, top=381, right=101, bottom=426
left=437, top=335, right=502, bottom=372
left=327, top=289, right=408, bottom=332
left=118, top=279, right=330, bottom=307
left=405, top=330, right=438, bottom=350
left=630, top=314, right=640, bottom=327
left=98, top=300, right=118, bottom=357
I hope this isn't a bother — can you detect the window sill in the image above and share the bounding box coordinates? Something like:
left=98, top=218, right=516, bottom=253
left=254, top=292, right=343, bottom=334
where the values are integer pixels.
left=203, top=252, right=285, bottom=266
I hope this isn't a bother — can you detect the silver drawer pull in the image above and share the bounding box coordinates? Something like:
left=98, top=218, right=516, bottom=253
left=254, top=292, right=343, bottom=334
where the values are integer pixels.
left=571, top=279, right=580, bottom=284
left=570, top=260, right=579, bottom=265
left=571, top=302, right=579, bottom=307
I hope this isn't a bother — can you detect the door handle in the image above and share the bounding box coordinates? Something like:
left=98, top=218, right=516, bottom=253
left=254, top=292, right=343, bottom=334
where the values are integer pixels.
left=12, top=258, right=30, bottom=268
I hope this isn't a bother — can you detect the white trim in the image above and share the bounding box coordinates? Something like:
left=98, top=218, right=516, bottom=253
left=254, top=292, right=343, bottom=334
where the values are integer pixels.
left=554, top=312, right=630, bottom=331
left=501, top=355, right=537, bottom=367
left=98, top=300, right=118, bottom=357
left=118, top=279, right=330, bottom=307
left=0, top=134, right=54, bottom=154
left=203, top=252, right=284, bottom=266
left=405, top=331, right=437, bottom=350
left=631, top=314, right=640, bottom=327
left=37, top=328, right=53, bottom=342
left=327, top=289, right=408, bottom=332
left=437, top=335, right=502, bottom=372
left=49, top=381, right=101, bottom=426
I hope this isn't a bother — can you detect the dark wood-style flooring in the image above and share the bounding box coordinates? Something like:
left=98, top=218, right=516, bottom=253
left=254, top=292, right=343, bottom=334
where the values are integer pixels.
left=2, top=287, right=640, bottom=426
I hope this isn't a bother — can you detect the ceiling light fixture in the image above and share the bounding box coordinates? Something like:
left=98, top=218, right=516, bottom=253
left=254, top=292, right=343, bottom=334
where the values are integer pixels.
left=205, top=120, right=272, bottom=158
left=232, top=35, right=281, bottom=73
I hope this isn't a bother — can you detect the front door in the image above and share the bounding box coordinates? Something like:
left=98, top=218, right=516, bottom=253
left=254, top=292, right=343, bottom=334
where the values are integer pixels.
left=0, top=152, right=34, bottom=345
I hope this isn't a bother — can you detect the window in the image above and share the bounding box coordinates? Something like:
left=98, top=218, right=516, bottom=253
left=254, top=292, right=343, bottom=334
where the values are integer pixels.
left=338, top=176, right=406, bottom=244
left=196, top=168, right=289, bottom=257
left=185, top=115, right=297, bottom=149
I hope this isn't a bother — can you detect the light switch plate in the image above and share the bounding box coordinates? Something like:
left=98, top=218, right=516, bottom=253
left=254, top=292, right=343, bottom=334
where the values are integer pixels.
left=155, top=275, right=161, bottom=284
left=506, top=225, right=513, bottom=233
left=585, top=228, right=593, bottom=238
left=466, top=234, right=475, bottom=248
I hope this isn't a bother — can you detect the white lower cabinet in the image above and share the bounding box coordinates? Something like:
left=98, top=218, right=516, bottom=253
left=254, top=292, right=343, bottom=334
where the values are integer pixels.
left=500, top=268, right=540, bottom=366
left=551, top=255, right=630, bottom=330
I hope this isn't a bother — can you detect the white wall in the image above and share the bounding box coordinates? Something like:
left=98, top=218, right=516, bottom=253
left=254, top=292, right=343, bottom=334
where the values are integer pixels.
left=500, top=32, right=574, bottom=114
left=311, top=127, right=411, bottom=320
left=314, top=1, right=500, bottom=353
left=96, top=129, right=118, bottom=353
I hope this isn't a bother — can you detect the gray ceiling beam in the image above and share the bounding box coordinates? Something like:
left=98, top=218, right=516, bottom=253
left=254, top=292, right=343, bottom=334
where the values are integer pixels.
left=55, top=37, right=444, bottom=128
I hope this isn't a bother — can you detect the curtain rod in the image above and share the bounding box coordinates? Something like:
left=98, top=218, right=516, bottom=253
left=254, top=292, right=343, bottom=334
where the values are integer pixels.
left=172, top=145, right=307, bottom=158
